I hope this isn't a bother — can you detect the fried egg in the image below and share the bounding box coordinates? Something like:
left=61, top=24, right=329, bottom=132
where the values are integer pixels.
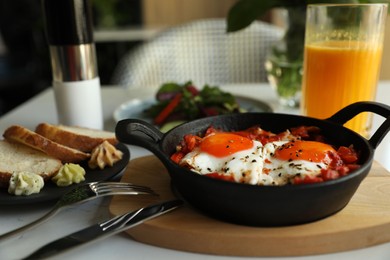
left=262, top=140, right=336, bottom=185
left=179, top=132, right=337, bottom=185
left=179, top=133, right=264, bottom=184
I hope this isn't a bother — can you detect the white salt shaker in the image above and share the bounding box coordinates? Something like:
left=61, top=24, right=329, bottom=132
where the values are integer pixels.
left=42, top=0, right=103, bottom=129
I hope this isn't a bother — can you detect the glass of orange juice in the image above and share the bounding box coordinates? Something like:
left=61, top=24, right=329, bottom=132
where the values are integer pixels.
left=302, top=4, right=387, bottom=137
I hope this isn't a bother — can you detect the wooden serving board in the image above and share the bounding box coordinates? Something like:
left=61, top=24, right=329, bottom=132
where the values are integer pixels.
left=109, top=156, right=390, bottom=257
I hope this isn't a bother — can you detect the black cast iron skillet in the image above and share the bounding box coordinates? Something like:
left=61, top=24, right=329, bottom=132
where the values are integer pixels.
left=115, top=101, right=390, bottom=226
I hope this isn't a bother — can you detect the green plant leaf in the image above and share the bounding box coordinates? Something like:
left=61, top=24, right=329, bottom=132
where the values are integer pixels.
left=227, top=0, right=282, bottom=32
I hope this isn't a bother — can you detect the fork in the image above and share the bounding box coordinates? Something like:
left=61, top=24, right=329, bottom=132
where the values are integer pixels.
left=0, top=181, right=157, bottom=242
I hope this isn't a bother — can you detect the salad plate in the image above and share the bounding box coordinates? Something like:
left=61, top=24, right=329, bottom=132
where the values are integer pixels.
left=0, top=143, right=130, bottom=205
left=113, top=95, right=273, bottom=124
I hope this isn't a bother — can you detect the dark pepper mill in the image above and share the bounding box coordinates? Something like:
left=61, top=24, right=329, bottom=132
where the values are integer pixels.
left=42, top=0, right=103, bottom=129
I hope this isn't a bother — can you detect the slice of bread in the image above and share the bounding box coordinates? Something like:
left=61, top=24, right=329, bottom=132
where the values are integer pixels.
left=0, top=140, right=62, bottom=187
left=3, top=125, right=90, bottom=163
left=35, top=123, right=118, bottom=152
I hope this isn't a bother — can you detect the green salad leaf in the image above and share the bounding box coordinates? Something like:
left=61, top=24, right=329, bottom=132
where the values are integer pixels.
left=144, top=82, right=241, bottom=127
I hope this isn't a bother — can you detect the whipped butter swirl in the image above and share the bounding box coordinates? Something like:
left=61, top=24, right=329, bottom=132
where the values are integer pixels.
left=52, top=163, right=85, bottom=187
left=8, top=172, right=44, bottom=196
left=88, top=141, right=123, bottom=169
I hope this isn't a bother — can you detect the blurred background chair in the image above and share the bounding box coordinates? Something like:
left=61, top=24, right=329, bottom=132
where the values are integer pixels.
left=111, top=18, right=283, bottom=89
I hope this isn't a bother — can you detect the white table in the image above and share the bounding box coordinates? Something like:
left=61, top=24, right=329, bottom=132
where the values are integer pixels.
left=0, top=83, right=389, bottom=260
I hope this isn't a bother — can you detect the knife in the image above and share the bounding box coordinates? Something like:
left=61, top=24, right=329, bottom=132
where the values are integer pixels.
left=22, top=199, right=184, bottom=259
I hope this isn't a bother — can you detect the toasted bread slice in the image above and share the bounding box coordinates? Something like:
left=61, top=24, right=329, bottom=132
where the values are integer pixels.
left=3, top=125, right=90, bottom=163
left=0, top=140, right=62, bottom=187
left=35, top=123, right=118, bottom=152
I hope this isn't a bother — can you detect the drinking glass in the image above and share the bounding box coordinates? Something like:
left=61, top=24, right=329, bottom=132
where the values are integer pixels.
left=302, top=4, right=387, bottom=137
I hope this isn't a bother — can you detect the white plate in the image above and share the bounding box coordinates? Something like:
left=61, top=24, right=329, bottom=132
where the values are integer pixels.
left=113, top=96, right=273, bottom=123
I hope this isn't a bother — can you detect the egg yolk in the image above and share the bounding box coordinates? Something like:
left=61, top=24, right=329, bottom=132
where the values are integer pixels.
left=274, top=140, right=336, bottom=163
left=199, top=133, right=253, bottom=157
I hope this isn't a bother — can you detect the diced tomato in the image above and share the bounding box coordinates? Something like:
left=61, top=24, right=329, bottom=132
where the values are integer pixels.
left=170, top=152, right=185, bottom=164
left=321, top=169, right=340, bottom=181
left=290, top=126, right=325, bottom=142
left=290, top=126, right=311, bottom=139
left=204, top=126, right=220, bottom=136
left=183, top=134, right=201, bottom=153
left=337, top=146, right=359, bottom=164
left=293, top=175, right=323, bottom=185
left=337, top=166, right=350, bottom=176
left=346, top=164, right=360, bottom=172
left=235, top=126, right=283, bottom=144
left=256, top=135, right=282, bottom=145
left=206, top=173, right=235, bottom=182
left=327, top=151, right=344, bottom=168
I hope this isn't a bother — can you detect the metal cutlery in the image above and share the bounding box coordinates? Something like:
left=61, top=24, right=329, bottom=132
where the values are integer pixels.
left=0, top=181, right=157, bottom=242
left=22, top=199, right=183, bottom=259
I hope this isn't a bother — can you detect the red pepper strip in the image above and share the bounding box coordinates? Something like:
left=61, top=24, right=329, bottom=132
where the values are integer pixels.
left=154, top=93, right=183, bottom=125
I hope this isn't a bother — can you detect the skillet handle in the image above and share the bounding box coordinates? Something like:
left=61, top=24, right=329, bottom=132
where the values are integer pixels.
left=326, top=101, right=390, bottom=149
left=115, top=119, right=163, bottom=154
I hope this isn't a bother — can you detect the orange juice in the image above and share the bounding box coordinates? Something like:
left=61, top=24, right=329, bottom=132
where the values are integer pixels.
left=302, top=41, right=383, bottom=137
